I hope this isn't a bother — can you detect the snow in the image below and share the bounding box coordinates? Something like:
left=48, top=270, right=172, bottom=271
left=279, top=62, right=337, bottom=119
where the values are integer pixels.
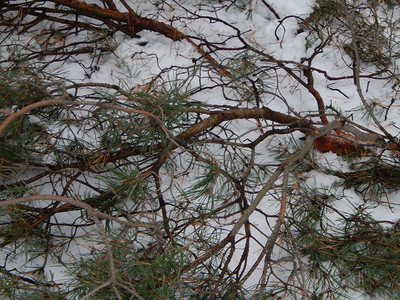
left=2, top=0, right=400, bottom=298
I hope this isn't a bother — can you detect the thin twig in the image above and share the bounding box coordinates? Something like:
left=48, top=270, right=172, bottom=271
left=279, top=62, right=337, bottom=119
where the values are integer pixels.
left=92, top=214, right=123, bottom=300
left=182, top=121, right=345, bottom=273
left=341, top=1, right=396, bottom=143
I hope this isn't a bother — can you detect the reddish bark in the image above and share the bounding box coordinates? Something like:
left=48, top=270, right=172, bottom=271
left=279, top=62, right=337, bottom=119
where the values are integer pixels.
left=313, top=130, right=379, bottom=156
left=314, top=134, right=363, bottom=156
left=47, top=0, right=230, bottom=76
left=48, top=0, right=185, bottom=41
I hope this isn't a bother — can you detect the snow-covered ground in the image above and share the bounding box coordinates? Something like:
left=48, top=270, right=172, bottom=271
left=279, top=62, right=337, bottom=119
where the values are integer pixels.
left=1, top=0, right=400, bottom=299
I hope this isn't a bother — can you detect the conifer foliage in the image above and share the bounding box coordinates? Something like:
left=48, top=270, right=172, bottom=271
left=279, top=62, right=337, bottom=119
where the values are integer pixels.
left=1, top=0, right=400, bottom=298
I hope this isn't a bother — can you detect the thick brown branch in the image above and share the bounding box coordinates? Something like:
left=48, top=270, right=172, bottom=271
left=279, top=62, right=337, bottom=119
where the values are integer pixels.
left=48, top=0, right=185, bottom=41
left=176, top=107, right=303, bottom=142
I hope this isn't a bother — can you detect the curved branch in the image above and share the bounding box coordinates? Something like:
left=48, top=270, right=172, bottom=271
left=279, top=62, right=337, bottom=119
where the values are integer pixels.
left=0, top=92, right=70, bottom=136
left=0, top=194, right=157, bottom=229
left=182, top=121, right=345, bottom=273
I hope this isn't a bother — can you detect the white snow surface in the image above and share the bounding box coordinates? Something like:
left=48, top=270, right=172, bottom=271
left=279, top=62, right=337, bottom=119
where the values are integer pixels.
left=2, top=0, right=400, bottom=299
